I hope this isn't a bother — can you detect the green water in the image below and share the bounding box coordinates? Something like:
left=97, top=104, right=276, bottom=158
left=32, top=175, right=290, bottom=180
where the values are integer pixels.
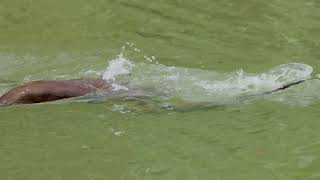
left=1, top=0, right=320, bottom=179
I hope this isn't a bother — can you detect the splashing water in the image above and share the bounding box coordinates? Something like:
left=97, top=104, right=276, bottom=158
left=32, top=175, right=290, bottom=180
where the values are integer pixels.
left=100, top=55, right=313, bottom=106
left=102, top=53, right=134, bottom=81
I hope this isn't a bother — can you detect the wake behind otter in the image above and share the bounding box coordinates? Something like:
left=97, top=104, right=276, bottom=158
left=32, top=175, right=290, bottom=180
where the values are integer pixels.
left=75, top=54, right=314, bottom=109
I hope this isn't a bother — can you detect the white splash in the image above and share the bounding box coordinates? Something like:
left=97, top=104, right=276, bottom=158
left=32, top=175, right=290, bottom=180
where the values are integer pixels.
left=100, top=54, right=314, bottom=105
left=102, top=53, right=134, bottom=81
left=111, top=83, right=128, bottom=91
left=193, top=63, right=313, bottom=96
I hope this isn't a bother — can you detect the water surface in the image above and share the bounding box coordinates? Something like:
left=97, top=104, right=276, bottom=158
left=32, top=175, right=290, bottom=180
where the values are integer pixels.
left=1, top=0, right=320, bottom=179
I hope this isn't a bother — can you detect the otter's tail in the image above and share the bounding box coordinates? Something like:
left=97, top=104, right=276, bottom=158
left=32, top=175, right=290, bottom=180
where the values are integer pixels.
left=264, top=79, right=306, bottom=95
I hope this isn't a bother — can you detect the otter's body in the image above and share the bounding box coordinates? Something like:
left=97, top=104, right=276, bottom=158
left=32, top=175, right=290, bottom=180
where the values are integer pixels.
left=0, top=79, right=110, bottom=106
left=0, top=78, right=306, bottom=107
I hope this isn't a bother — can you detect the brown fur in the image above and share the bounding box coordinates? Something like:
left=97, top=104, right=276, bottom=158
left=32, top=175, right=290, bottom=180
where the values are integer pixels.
left=0, top=79, right=110, bottom=106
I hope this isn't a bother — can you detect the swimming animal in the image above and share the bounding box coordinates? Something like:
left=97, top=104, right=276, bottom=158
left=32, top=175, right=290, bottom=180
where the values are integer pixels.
left=0, top=78, right=305, bottom=106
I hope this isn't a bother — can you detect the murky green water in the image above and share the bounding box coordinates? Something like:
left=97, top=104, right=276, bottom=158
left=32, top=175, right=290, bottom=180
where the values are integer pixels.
left=1, top=0, right=320, bottom=179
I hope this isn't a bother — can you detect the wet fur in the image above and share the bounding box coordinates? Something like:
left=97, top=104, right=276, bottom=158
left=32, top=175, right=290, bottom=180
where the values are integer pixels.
left=0, top=79, right=110, bottom=106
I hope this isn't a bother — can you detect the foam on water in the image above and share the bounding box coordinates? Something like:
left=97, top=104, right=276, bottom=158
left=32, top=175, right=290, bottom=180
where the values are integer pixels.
left=102, top=53, right=134, bottom=81
left=100, top=54, right=313, bottom=106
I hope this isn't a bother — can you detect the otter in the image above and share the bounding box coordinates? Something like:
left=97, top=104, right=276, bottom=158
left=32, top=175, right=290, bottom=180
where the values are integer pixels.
left=0, top=78, right=305, bottom=106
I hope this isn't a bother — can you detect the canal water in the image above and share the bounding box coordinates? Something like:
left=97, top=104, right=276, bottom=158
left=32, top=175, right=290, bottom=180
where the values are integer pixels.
left=1, top=0, right=320, bottom=179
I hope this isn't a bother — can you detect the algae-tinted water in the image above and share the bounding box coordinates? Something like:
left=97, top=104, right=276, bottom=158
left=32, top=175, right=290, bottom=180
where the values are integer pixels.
left=1, top=0, right=320, bottom=179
